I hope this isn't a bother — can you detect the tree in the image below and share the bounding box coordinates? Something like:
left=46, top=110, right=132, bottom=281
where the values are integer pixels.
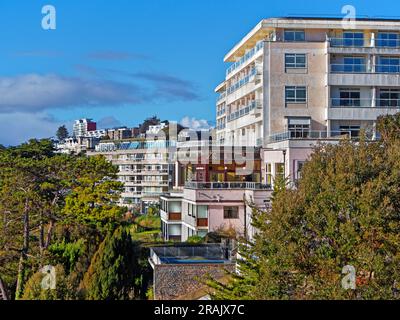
left=56, top=125, right=69, bottom=142
left=210, top=114, right=400, bottom=300
left=0, top=140, right=124, bottom=300
left=80, top=227, right=141, bottom=300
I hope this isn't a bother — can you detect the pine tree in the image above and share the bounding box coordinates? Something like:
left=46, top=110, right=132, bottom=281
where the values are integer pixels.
left=80, top=227, right=140, bottom=300
left=56, top=126, right=69, bottom=142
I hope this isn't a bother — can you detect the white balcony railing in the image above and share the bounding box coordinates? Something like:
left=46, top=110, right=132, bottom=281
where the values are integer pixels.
left=185, top=181, right=271, bottom=190
left=226, top=100, right=261, bottom=122
left=331, top=64, right=400, bottom=74
left=331, top=98, right=400, bottom=108
left=226, top=68, right=257, bottom=95
left=226, top=41, right=264, bottom=76
left=266, top=130, right=356, bottom=143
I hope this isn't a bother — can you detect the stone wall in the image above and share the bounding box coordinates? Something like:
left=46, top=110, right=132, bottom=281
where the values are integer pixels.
left=153, top=263, right=235, bottom=300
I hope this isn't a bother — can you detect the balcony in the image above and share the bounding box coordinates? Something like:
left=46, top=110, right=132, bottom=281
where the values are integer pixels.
left=266, top=130, right=357, bottom=144
left=330, top=37, right=371, bottom=48
left=329, top=64, right=400, bottom=86
left=226, top=68, right=257, bottom=95
left=185, top=181, right=271, bottom=190
left=329, top=98, right=400, bottom=120
left=226, top=41, right=264, bottom=77
left=226, top=100, right=261, bottom=122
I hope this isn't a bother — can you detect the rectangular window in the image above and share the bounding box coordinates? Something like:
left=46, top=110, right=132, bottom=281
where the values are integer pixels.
left=285, top=86, right=307, bottom=103
left=343, top=32, right=364, bottom=47
left=284, top=30, right=305, bottom=42
left=377, top=56, right=400, bottom=73
left=197, top=205, right=208, bottom=219
left=287, top=118, right=311, bottom=138
left=338, top=89, right=361, bottom=107
left=296, top=161, right=306, bottom=180
left=377, top=32, right=399, bottom=48
left=266, top=163, right=272, bottom=185
left=340, top=125, right=361, bottom=138
left=224, top=206, right=239, bottom=219
left=379, top=89, right=400, bottom=107
left=285, top=53, right=306, bottom=69
left=343, top=56, right=366, bottom=73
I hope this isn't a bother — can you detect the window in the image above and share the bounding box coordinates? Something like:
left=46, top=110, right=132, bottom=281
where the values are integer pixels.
left=275, top=163, right=285, bottom=180
left=377, top=56, right=400, bottom=73
left=379, top=89, right=400, bottom=107
left=296, top=161, right=306, bottom=180
left=197, top=205, right=208, bottom=219
left=287, top=118, right=310, bottom=138
left=284, top=30, right=305, bottom=42
left=340, top=125, right=360, bottom=137
left=343, top=56, right=365, bottom=73
left=285, top=53, right=306, bottom=69
left=343, top=32, right=364, bottom=47
left=242, top=128, right=246, bottom=136
left=266, top=163, right=272, bottom=185
left=224, top=207, right=239, bottom=219
left=285, top=86, right=307, bottom=103
left=377, top=33, right=399, bottom=48
left=338, top=89, right=361, bottom=107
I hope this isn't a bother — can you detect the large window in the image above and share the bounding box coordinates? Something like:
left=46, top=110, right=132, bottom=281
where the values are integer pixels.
left=224, top=207, right=239, bottom=219
left=287, top=117, right=310, bottom=138
left=285, top=86, right=307, bottom=103
left=343, top=56, right=366, bottom=73
left=377, top=33, right=399, bottom=48
left=337, top=89, right=361, bottom=107
left=284, top=30, right=305, bottom=42
left=343, top=32, right=364, bottom=47
left=379, top=89, right=400, bottom=107
left=377, top=56, right=400, bottom=73
left=340, top=125, right=361, bottom=138
left=285, top=53, right=306, bottom=69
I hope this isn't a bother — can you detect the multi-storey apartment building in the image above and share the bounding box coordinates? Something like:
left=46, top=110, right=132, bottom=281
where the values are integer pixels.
left=160, top=142, right=271, bottom=242
left=215, top=17, right=400, bottom=184
left=87, top=140, right=175, bottom=212
left=160, top=16, right=400, bottom=242
left=72, top=118, right=97, bottom=137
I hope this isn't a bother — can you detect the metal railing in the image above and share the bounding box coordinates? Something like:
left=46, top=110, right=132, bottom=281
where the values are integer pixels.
left=226, top=68, right=257, bottom=95
left=226, top=41, right=264, bottom=76
left=331, top=98, right=400, bottom=108
left=376, top=38, right=400, bottom=48
left=330, top=63, right=368, bottom=73
left=227, top=100, right=260, bottom=122
left=331, top=98, right=372, bottom=107
left=331, top=64, right=400, bottom=74
left=329, top=37, right=369, bottom=48
left=185, top=181, right=272, bottom=190
left=266, top=130, right=353, bottom=143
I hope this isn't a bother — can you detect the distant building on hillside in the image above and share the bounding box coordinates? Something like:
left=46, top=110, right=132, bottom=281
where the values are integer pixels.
left=73, top=118, right=97, bottom=137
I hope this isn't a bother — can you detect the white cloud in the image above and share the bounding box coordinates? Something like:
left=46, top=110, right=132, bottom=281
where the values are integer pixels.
left=0, top=112, right=67, bottom=146
left=0, top=74, right=144, bottom=113
left=180, top=116, right=213, bottom=130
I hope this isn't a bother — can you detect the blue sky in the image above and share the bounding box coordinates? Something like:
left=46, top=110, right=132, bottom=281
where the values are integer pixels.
left=0, top=0, right=399, bottom=145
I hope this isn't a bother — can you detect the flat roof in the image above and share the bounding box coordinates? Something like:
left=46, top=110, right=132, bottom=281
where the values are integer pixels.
left=224, top=16, right=400, bottom=62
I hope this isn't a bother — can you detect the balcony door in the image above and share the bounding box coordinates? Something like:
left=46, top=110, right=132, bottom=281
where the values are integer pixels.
left=343, top=56, right=365, bottom=73
left=379, top=89, right=400, bottom=107
left=339, top=89, right=361, bottom=107
left=287, top=117, right=311, bottom=138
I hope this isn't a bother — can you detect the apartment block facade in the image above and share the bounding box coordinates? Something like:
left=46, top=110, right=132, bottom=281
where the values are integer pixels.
left=87, top=140, right=175, bottom=212
left=215, top=17, right=400, bottom=184
left=160, top=17, right=400, bottom=242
